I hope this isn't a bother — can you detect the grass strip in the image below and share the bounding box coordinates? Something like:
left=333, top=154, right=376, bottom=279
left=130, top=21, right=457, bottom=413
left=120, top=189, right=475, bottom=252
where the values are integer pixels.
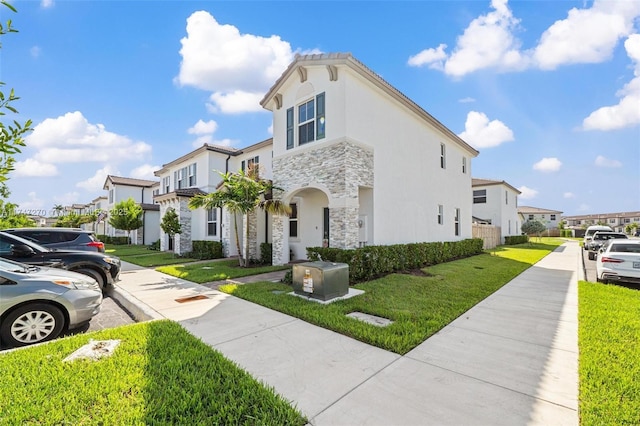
left=157, top=259, right=290, bottom=283
left=106, top=244, right=199, bottom=267
left=579, top=281, right=640, bottom=425
left=220, top=240, right=562, bottom=354
left=0, top=320, right=306, bottom=425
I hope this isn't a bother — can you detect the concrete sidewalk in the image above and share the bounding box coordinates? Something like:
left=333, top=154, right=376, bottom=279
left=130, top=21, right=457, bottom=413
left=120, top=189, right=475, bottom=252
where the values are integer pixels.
left=112, top=241, right=579, bottom=426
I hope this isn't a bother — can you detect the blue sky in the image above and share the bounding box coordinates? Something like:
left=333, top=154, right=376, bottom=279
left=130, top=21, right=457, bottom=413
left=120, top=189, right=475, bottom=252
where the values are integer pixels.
left=3, top=0, right=639, bottom=217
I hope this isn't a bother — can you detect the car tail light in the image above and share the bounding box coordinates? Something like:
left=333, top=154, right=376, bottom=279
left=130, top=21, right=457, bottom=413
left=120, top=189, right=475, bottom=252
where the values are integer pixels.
left=87, top=241, right=105, bottom=251
left=601, top=257, right=624, bottom=263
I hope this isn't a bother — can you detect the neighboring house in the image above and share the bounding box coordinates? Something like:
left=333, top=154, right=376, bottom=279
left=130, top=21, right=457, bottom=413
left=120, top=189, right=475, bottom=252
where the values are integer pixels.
left=471, top=178, right=521, bottom=243
left=260, top=53, right=479, bottom=264
left=518, top=206, right=563, bottom=230
left=80, top=196, right=109, bottom=234
left=102, top=175, right=160, bottom=245
left=563, top=211, right=640, bottom=233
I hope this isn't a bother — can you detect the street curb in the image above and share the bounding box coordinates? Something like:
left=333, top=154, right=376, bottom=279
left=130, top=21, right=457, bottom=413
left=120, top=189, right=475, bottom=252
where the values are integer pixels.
left=106, top=285, right=164, bottom=322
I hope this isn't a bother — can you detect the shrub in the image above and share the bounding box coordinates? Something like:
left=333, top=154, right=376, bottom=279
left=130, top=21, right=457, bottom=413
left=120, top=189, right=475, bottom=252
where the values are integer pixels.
left=189, top=240, right=224, bottom=260
left=260, top=243, right=272, bottom=265
left=148, top=239, right=160, bottom=251
left=97, top=235, right=130, bottom=245
left=306, top=238, right=483, bottom=283
left=504, top=235, right=529, bottom=245
left=281, top=269, right=293, bottom=285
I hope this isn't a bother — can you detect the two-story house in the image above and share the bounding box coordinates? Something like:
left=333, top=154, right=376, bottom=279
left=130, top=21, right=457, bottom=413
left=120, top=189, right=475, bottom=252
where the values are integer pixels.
left=102, top=175, right=160, bottom=244
left=517, top=206, right=563, bottom=230
left=260, top=53, right=479, bottom=264
left=471, top=178, right=521, bottom=243
left=153, top=140, right=274, bottom=256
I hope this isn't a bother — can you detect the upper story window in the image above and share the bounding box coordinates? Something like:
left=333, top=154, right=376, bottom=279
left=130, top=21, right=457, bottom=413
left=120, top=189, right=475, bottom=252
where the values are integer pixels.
left=473, top=189, right=486, bottom=204
left=152, top=189, right=159, bottom=197
left=440, top=143, right=446, bottom=169
left=528, top=214, right=534, bottom=220
left=108, top=189, right=114, bottom=203
left=162, top=176, right=170, bottom=193
left=438, top=204, right=443, bottom=225
left=454, top=208, right=460, bottom=236
left=188, top=164, right=197, bottom=186
left=505, top=190, right=508, bottom=205
left=550, top=214, right=556, bottom=221
left=609, top=218, right=616, bottom=224
left=286, top=92, right=325, bottom=150
left=175, top=163, right=196, bottom=190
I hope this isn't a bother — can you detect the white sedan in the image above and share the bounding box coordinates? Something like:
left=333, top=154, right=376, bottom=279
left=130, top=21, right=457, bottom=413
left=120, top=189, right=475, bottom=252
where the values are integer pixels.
left=595, top=240, right=640, bottom=284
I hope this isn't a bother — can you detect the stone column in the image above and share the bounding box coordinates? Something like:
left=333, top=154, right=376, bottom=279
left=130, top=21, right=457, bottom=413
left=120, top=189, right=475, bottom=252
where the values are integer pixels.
left=221, top=207, right=232, bottom=257
left=329, top=206, right=360, bottom=249
left=246, top=210, right=258, bottom=261
left=272, top=215, right=285, bottom=265
left=159, top=204, right=168, bottom=252
left=176, top=198, right=193, bottom=255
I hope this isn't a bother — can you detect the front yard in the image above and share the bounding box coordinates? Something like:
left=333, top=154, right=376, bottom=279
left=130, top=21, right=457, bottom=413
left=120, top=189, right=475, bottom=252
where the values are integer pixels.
left=0, top=320, right=306, bottom=425
left=220, top=239, right=563, bottom=354
left=157, top=259, right=290, bottom=283
left=105, top=244, right=199, bottom=267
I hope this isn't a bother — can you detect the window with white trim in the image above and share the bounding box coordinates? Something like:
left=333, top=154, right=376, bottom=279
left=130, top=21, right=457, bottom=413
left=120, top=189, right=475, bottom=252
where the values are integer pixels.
left=289, top=203, right=298, bottom=238
left=551, top=214, right=556, bottom=221
left=454, top=208, right=460, bottom=236
left=108, top=189, right=114, bottom=203
left=162, top=177, right=170, bottom=193
left=438, top=205, right=443, bottom=225
left=188, top=163, right=197, bottom=187
left=440, top=143, right=446, bottom=169
left=528, top=214, right=534, bottom=220
left=473, top=189, right=486, bottom=204
left=207, top=209, right=217, bottom=237
left=287, top=92, right=325, bottom=149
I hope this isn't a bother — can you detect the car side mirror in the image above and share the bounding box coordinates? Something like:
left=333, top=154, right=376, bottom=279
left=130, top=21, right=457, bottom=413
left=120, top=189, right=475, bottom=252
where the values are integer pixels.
left=11, top=244, right=36, bottom=258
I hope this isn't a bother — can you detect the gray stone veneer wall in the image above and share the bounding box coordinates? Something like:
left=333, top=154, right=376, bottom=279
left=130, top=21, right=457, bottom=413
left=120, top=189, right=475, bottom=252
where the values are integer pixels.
left=272, top=139, right=374, bottom=264
left=175, top=198, right=192, bottom=255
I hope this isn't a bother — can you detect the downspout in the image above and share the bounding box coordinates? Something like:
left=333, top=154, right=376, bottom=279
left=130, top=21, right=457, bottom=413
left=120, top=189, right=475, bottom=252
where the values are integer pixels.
left=222, top=154, right=231, bottom=242
left=141, top=187, right=145, bottom=245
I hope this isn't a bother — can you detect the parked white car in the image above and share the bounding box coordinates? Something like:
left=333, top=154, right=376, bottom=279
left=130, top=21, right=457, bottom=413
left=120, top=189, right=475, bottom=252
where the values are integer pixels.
left=583, top=225, right=613, bottom=251
left=595, top=240, right=640, bottom=284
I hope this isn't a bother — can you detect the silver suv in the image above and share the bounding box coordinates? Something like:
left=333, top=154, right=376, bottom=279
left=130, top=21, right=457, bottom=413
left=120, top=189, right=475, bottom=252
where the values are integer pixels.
left=2, top=228, right=105, bottom=253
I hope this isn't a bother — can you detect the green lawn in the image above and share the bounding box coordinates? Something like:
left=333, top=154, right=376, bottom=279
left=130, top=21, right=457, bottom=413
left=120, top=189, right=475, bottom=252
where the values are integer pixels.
left=157, top=259, right=290, bottom=283
left=105, top=244, right=199, bottom=267
left=219, top=239, right=562, bottom=354
left=0, top=320, right=306, bottom=425
left=579, top=280, right=640, bottom=425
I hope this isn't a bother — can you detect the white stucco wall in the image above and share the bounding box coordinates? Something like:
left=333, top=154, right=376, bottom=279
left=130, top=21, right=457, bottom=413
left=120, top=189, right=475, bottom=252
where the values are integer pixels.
left=472, top=184, right=521, bottom=241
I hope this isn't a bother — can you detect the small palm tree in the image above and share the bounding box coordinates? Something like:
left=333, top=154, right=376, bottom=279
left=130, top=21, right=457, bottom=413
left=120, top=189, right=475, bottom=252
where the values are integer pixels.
left=189, top=166, right=290, bottom=267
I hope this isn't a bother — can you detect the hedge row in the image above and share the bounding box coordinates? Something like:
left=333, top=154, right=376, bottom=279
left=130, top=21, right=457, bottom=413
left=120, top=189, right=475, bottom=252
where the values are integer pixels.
left=306, top=238, right=483, bottom=283
left=97, top=235, right=130, bottom=245
left=504, top=235, right=529, bottom=245
left=189, top=240, right=224, bottom=260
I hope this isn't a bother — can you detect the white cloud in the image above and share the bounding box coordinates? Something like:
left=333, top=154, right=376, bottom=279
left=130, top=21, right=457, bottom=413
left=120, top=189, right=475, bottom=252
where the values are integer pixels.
left=267, top=123, right=273, bottom=135
left=188, top=119, right=218, bottom=135
left=518, top=185, right=538, bottom=199
left=41, top=0, right=54, bottom=8
left=206, top=91, right=265, bottom=114
left=408, top=0, right=527, bottom=77
left=458, top=97, right=476, bottom=103
left=76, top=166, right=117, bottom=192
left=458, top=111, right=514, bottom=148
left=30, top=46, right=41, bottom=58
left=130, top=164, right=160, bottom=180
left=533, top=1, right=640, bottom=70
left=13, top=158, right=58, bottom=177
left=533, top=157, right=562, bottom=172
left=563, top=192, right=576, bottom=199
left=582, top=34, right=640, bottom=131
left=407, top=43, right=448, bottom=70
left=409, top=0, right=640, bottom=77
left=594, top=155, right=622, bottom=168
left=27, top=111, right=152, bottom=164
left=176, top=11, right=298, bottom=113
left=17, top=192, right=45, bottom=210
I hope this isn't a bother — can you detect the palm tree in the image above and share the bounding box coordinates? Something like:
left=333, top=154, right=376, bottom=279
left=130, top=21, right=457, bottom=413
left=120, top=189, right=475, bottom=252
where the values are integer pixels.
left=189, top=166, right=290, bottom=267
left=52, top=204, right=64, bottom=217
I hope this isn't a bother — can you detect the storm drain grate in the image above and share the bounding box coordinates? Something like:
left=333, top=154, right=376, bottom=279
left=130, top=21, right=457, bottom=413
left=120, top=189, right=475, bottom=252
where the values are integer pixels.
left=175, top=294, right=210, bottom=303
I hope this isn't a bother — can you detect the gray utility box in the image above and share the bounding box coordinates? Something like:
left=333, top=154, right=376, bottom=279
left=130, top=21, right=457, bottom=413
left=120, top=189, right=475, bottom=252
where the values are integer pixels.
left=292, top=261, right=349, bottom=301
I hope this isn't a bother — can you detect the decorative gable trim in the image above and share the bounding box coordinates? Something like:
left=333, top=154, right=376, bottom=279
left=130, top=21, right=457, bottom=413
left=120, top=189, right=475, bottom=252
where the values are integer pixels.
left=326, top=64, right=338, bottom=81
left=297, top=66, right=307, bottom=82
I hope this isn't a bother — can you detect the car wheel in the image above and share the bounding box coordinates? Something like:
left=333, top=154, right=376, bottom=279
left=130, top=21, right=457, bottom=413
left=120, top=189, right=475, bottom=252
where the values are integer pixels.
left=75, top=268, right=105, bottom=289
left=0, top=303, right=65, bottom=347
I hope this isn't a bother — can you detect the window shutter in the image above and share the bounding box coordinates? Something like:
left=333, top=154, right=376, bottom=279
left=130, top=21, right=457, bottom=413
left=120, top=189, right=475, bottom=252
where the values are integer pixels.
left=286, top=107, right=294, bottom=149
left=316, top=92, right=325, bottom=140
